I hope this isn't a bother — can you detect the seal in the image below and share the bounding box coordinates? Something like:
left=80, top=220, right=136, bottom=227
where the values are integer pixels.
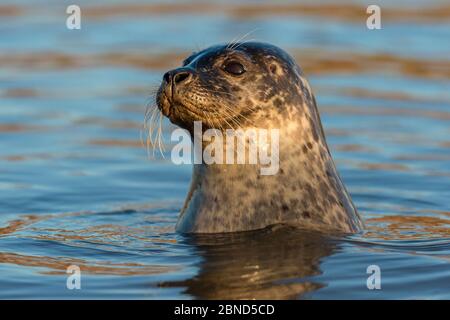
left=156, top=41, right=364, bottom=234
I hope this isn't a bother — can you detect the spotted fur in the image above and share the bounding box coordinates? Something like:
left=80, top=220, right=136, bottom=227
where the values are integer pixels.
left=156, top=42, right=364, bottom=234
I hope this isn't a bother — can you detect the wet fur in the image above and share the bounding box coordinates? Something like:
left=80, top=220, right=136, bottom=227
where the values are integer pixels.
left=156, top=42, right=364, bottom=233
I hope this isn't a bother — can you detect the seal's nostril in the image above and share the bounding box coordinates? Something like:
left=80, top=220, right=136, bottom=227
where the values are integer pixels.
left=163, top=69, right=193, bottom=86
left=173, top=72, right=191, bottom=84
left=163, top=72, right=171, bottom=84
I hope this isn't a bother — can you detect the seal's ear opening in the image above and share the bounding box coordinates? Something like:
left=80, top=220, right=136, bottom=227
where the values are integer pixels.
left=269, top=64, right=277, bottom=73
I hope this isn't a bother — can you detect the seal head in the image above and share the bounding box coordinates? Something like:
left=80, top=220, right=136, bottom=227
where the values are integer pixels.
left=156, top=41, right=364, bottom=233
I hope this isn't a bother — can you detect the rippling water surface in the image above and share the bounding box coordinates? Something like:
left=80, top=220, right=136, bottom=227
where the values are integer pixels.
left=1, top=0, right=450, bottom=299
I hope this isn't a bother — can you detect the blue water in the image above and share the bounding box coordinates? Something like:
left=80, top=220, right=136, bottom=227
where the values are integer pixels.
left=1, top=0, right=450, bottom=299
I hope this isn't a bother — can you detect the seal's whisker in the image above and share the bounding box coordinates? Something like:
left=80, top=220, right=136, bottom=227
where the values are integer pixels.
left=197, top=88, right=250, bottom=129
left=199, top=88, right=248, bottom=127
left=227, top=106, right=255, bottom=128
left=228, top=28, right=260, bottom=50
left=202, top=103, right=236, bottom=129
left=205, top=102, right=253, bottom=130
left=156, top=109, right=166, bottom=158
left=226, top=34, right=241, bottom=49
left=145, top=102, right=161, bottom=158
left=206, top=111, right=218, bottom=131
left=140, top=103, right=153, bottom=154
left=219, top=103, right=256, bottom=128
left=215, top=106, right=249, bottom=152
left=198, top=108, right=216, bottom=131
left=144, top=84, right=165, bottom=158
left=227, top=31, right=250, bottom=49
left=146, top=109, right=156, bottom=158
left=155, top=109, right=161, bottom=158
left=219, top=112, right=235, bottom=131
left=149, top=105, right=159, bottom=147
left=221, top=107, right=246, bottom=131
left=231, top=38, right=257, bottom=51
left=151, top=109, right=159, bottom=158
left=205, top=106, right=221, bottom=130
left=219, top=107, right=242, bottom=129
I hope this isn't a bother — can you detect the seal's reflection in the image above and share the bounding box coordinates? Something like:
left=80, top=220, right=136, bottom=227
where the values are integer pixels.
left=163, top=226, right=337, bottom=299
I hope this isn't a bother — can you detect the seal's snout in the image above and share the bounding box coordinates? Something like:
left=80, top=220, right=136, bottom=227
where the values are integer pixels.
left=160, top=67, right=195, bottom=109
left=163, top=68, right=194, bottom=89
left=157, top=67, right=197, bottom=122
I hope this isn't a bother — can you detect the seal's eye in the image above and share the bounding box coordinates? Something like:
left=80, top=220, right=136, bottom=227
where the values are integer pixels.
left=223, top=61, right=245, bottom=75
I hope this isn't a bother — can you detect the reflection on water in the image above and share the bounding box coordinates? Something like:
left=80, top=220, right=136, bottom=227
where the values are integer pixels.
left=1, top=0, right=450, bottom=299
left=163, top=227, right=335, bottom=299
left=1, top=207, right=449, bottom=299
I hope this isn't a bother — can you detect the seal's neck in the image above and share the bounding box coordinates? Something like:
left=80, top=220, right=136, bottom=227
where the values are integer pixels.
left=177, top=106, right=363, bottom=234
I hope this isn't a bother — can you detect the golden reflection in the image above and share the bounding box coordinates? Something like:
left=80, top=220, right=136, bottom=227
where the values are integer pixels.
left=160, top=227, right=335, bottom=299
left=0, top=124, right=41, bottom=133
left=1, top=209, right=450, bottom=296
left=0, top=5, right=22, bottom=16
left=321, top=105, right=450, bottom=121
left=317, top=86, right=450, bottom=105
left=4, top=3, right=450, bottom=22
left=88, top=139, right=143, bottom=148
left=357, top=162, right=411, bottom=172
left=0, top=207, right=179, bottom=276
left=74, top=117, right=141, bottom=129
left=77, top=3, right=450, bottom=22
left=1, top=50, right=449, bottom=80
left=0, top=215, right=50, bottom=237
left=334, top=144, right=375, bottom=153
left=0, top=252, right=177, bottom=276
left=365, top=214, right=450, bottom=240
left=3, top=88, right=38, bottom=98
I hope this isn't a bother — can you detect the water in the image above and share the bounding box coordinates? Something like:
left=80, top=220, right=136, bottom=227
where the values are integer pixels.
left=1, top=0, right=450, bottom=299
